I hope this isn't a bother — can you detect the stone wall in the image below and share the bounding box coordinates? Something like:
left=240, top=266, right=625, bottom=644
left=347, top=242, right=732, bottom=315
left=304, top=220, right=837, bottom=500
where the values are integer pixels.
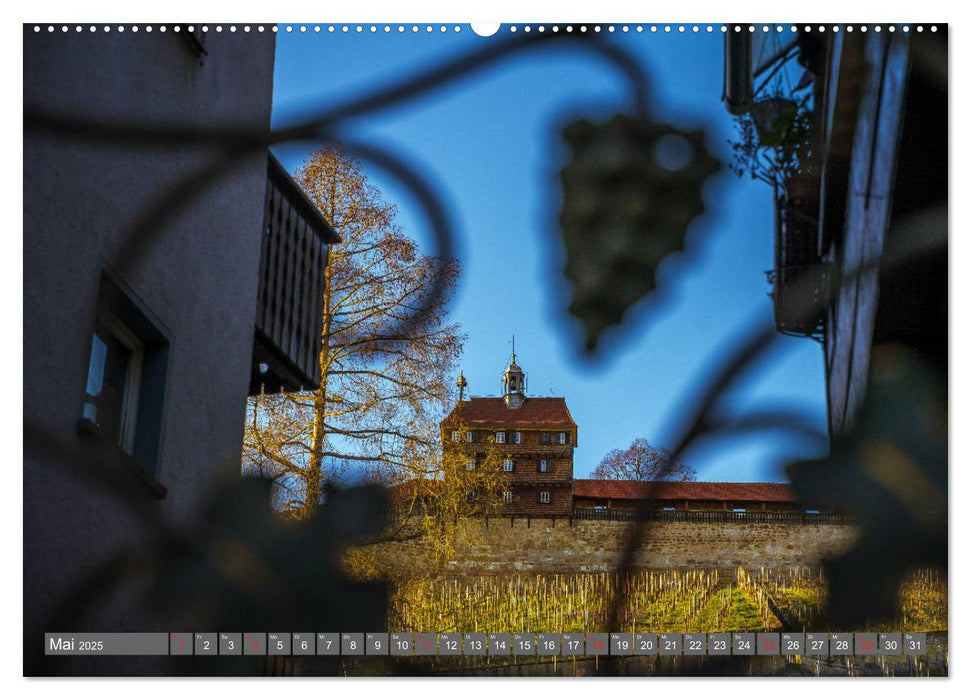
left=360, top=517, right=859, bottom=576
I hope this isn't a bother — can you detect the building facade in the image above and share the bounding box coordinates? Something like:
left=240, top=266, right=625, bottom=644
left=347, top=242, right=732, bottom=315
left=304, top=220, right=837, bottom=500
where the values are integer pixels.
left=721, top=29, right=946, bottom=614
left=441, top=352, right=577, bottom=517
left=723, top=28, right=947, bottom=439
left=24, top=27, right=338, bottom=674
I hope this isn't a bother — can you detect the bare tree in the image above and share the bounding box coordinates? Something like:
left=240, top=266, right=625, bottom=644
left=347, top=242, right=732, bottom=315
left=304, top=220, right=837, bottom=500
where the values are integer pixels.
left=382, top=423, right=509, bottom=567
left=591, top=438, right=696, bottom=481
left=243, top=143, right=463, bottom=517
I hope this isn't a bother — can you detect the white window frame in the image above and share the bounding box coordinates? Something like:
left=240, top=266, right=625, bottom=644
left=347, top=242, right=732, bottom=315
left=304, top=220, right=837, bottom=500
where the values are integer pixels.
left=496, top=431, right=505, bottom=444
left=559, top=432, right=567, bottom=444
left=451, top=430, right=461, bottom=442
left=539, top=491, right=551, bottom=504
left=465, top=459, right=477, bottom=471
left=87, top=312, right=144, bottom=455
left=513, top=431, right=521, bottom=444
left=538, top=459, right=549, bottom=473
left=502, top=491, right=513, bottom=504
left=466, top=431, right=474, bottom=443
left=503, top=459, right=515, bottom=472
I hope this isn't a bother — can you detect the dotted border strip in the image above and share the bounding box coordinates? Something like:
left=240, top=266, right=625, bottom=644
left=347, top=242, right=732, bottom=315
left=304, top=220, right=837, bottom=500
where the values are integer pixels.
left=30, top=24, right=941, bottom=35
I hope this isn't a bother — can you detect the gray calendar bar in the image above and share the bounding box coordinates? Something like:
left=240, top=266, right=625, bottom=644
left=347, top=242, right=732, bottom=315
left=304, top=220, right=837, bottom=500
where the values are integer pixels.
left=45, top=631, right=932, bottom=656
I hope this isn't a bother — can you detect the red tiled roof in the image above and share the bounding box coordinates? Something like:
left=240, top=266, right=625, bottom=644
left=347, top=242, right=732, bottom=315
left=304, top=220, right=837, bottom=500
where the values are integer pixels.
left=443, top=397, right=577, bottom=429
left=572, top=480, right=799, bottom=503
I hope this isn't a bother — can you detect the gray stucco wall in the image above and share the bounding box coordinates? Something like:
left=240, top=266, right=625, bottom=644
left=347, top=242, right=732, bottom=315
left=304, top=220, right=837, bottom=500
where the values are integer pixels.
left=23, top=27, right=276, bottom=673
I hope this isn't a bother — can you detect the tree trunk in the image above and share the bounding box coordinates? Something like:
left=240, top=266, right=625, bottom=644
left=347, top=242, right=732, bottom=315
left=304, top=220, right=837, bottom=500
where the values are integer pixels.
left=307, top=205, right=336, bottom=514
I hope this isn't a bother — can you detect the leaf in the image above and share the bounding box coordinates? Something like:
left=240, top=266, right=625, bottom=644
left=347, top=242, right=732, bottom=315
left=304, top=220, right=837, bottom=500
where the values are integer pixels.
left=787, top=344, right=947, bottom=626
left=147, top=478, right=391, bottom=634
left=559, top=115, right=721, bottom=351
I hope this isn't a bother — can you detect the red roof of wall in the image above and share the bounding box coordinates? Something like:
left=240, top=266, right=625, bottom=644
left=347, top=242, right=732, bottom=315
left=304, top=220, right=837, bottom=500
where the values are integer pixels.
left=443, top=397, right=577, bottom=429
left=572, top=480, right=800, bottom=503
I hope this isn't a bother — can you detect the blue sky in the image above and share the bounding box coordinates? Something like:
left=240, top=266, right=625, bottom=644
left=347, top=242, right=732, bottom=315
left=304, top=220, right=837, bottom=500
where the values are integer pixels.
left=270, top=26, right=828, bottom=482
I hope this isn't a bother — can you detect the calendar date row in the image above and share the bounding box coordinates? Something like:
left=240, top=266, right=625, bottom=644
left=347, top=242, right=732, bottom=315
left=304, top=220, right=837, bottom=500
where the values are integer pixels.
left=46, top=632, right=929, bottom=657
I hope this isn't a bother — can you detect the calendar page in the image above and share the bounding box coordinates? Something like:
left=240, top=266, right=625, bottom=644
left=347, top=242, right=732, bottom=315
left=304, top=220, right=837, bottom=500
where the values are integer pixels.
left=22, top=14, right=948, bottom=681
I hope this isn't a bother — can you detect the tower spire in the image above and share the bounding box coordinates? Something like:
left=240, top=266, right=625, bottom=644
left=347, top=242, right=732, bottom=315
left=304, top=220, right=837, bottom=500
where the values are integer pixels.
left=456, top=369, right=468, bottom=403
left=501, top=339, right=526, bottom=409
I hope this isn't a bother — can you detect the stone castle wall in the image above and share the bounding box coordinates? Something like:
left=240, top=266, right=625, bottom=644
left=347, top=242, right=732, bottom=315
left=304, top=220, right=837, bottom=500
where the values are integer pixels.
left=358, top=516, right=859, bottom=576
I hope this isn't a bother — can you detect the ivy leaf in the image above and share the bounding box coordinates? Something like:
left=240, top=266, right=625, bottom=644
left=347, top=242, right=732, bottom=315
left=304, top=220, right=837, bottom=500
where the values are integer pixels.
left=787, top=344, right=947, bottom=627
left=559, top=115, right=721, bottom=351
left=147, top=478, right=390, bottom=635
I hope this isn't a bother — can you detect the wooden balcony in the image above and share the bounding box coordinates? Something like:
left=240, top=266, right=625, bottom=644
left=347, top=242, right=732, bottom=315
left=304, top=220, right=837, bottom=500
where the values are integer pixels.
left=250, top=153, right=340, bottom=395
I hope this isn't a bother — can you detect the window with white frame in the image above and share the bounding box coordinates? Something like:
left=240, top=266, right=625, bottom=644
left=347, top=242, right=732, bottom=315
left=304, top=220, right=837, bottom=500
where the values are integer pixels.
left=538, top=459, right=549, bottom=473
left=502, top=491, right=513, bottom=504
left=466, top=431, right=475, bottom=443
left=80, top=273, right=170, bottom=483
left=513, top=431, right=521, bottom=444
left=496, top=431, right=505, bottom=444
left=503, top=459, right=514, bottom=472
left=465, top=458, right=476, bottom=471
left=558, top=432, right=567, bottom=444
left=83, top=314, right=143, bottom=455
left=451, top=430, right=461, bottom=442
left=539, top=491, right=551, bottom=504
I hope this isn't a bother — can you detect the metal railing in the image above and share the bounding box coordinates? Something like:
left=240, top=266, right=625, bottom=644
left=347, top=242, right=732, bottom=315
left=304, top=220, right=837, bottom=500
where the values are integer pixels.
left=571, top=507, right=853, bottom=525
left=387, top=506, right=854, bottom=526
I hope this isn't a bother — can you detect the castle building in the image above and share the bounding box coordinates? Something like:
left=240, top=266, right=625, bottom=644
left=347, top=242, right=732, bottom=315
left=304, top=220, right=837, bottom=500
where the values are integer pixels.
left=434, top=350, right=826, bottom=523
left=441, top=349, right=576, bottom=517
